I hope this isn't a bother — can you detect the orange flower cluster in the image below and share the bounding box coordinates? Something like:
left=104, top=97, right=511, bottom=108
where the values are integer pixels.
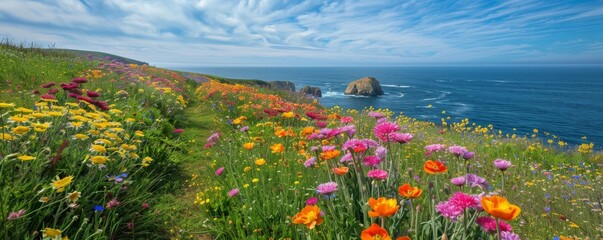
left=423, top=160, right=447, bottom=174
left=368, top=197, right=399, bottom=218
left=398, top=183, right=422, bottom=199
left=481, top=195, right=521, bottom=221
left=292, top=205, right=324, bottom=229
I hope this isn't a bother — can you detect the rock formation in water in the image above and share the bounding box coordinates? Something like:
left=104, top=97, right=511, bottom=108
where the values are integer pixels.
left=344, top=77, right=384, bottom=96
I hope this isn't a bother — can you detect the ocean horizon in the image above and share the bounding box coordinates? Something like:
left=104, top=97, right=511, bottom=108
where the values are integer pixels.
left=177, top=66, right=603, bottom=148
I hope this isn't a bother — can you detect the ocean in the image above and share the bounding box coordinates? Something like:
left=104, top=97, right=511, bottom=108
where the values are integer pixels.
left=177, top=66, right=603, bottom=148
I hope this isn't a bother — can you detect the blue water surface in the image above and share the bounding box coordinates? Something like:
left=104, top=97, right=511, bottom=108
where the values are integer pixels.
left=178, top=66, right=603, bottom=147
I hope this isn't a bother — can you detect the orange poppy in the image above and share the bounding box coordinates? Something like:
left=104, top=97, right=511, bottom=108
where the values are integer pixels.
left=243, top=142, right=254, bottom=150
left=332, top=167, right=349, bottom=175
left=292, top=205, right=324, bottom=229
left=398, top=183, right=422, bottom=199
left=481, top=195, right=521, bottom=221
left=320, top=150, right=340, bottom=160
left=423, top=160, right=447, bottom=174
left=396, top=237, right=411, bottom=240
left=368, top=197, right=399, bottom=218
left=270, top=143, right=285, bottom=153
left=361, top=223, right=391, bottom=240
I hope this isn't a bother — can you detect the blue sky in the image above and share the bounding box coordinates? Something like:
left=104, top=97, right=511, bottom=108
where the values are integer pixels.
left=1, top=0, right=602, bottom=67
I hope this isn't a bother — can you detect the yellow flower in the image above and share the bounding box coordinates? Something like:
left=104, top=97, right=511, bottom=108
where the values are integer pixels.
left=53, top=176, right=73, bottom=192
left=129, top=152, right=139, bottom=159
left=90, top=144, right=107, bottom=153
left=252, top=178, right=260, bottom=183
left=66, top=191, right=81, bottom=202
left=0, top=133, right=12, bottom=141
left=270, top=143, right=285, bottom=153
left=0, top=102, right=15, bottom=108
left=39, top=196, right=49, bottom=203
left=43, top=228, right=62, bottom=238
left=254, top=158, right=266, bottom=166
left=135, top=131, right=145, bottom=137
left=232, top=116, right=247, bottom=125
left=121, top=144, right=137, bottom=151
left=282, top=111, right=295, bottom=118
left=8, top=116, right=29, bottom=123
left=142, top=156, right=153, bottom=167
left=243, top=166, right=252, bottom=172
left=17, top=155, right=35, bottom=161
left=73, top=134, right=89, bottom=140
left=90, top=156, right=107, bottom=164
left=243, top=184, right=250, bottom=188
left=14, top=107, right=34, bottom=113
left=12, top=126, right=30, bottom=135
left=32, top=122, right=50, bottom=132
left=68, top=121, right=84, bottom=128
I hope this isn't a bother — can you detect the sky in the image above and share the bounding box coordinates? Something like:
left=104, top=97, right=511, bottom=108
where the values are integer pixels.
left=1, top=0, right=603, bottom=67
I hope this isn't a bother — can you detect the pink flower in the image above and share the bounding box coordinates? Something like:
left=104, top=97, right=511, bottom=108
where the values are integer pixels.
left=450, top=176, right=466, bottom=187
left=41, top=82, right=55, bottom=88
left=368, top=111, right=385, bottom=119
left=240, top=126, right=249, bottom=132
left=322, top=145, right=336, bottom=152
left=71, top=77, right=88, bottom=83
left=41, top=94, right=56, bottom=100
left=448, top=145, right=468, bottom=157
left=339, top=153, right=352, bottom=163
left=476, top=216, right=513, bottom=233
left=141, top=203, right=150, bottom=209
left=341, top=116, right=354, bottom=124
left=436, top=201, right=463, bottom=221
left=500, top=231, right=520, bottom=240
left=106, top=198, right=121, bottom=209
left=304, top=157, right=317, bottom=167
left=316, top=121, right=327, bottom=128
left=173, top=128, right=184, bottom=134
left=228, top=188, right=240, bottom=197
left=7, top=209, right=26, bottom=221
left=375, top=146, right=387, bottom=160
left=86, top=91, right=100, bottom=98
left=316, top=182, right=338, bottom=196
left=373, top=121, right=400, bottom=141
left=215, top=167, right=225, bottom=176
left=367, top=169, right=388, bottom=180
left=494, top=159, right=512, bottom=171
left=306, top=197, right=318, bottom=205
left=425, top=144, right=446, bottom=156
left=389, top=132, right=413, bottom=143
left=363, top=156, right=381, bottom=167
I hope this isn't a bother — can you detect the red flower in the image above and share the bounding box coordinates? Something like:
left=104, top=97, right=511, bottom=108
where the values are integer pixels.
left=361, top=223, right=391, bottom=240
left=423, top=160, right=447, bottom=174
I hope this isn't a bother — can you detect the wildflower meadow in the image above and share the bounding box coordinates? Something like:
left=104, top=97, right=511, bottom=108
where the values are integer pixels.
left=1, top=41, right=601, bottom=239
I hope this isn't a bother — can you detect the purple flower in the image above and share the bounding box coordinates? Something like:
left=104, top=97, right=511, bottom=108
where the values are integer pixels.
left=240, top=126, right=249, bottom=132
left=215, top=167, right=225, bottom=176
left=448, top=145, right=468, bottom=157
left=306, top=197, right=318, bottom=205
left=316, top=182, right=338, bottom=196
left=322, top=145, right=336, bottom=152
left=340, top=153, right=353, bottom=163
left=7, top=209, right=26, bottom=221
left=363, top=156, right=381, bottom=167
left=367, top=169, right=388, bottom=180
left=450, top=176, right=466, bottom=187
left=228, top=188, right=240, bottom=197
left=494, top=159, right=512, bottom=171
left=425, top=144, right=446, bottom=156
left=466, top=174, right=489, bottom=189
left=304, top=157, right=317, bottom=168
left=462, top=151, right=475, bottom=159
left=500, top=231, right=521, bottom=240
left=375, top=146, right=387, bottom=161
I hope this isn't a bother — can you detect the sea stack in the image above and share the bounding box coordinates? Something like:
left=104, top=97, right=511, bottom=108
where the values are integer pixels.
left=344, top=77, right=384, bottom=96
left=300, top=86, right=322, bottom=97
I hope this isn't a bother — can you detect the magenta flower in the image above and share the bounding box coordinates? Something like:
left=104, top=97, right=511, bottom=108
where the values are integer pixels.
left=205, top=132, right=221, bottom=148
left=316, top=121, right=327, bottom=128
left=215, top=167, right=225, bottom=176
left=436, top=201, right=463, bottom=221
left=340, top=124, right=356, bottom=137
left=476, top=216, right=512, bottom=233
left=228, top=188, right=240, bottom=197
left=494, top=159, right=512, bottom=171
left=448, top=145, right=468, bottom=157
left=448, top=192, right=480, bottom=210
left=373, top=122, right=400, bottom=141
left=41, top=94, right=56, bottom=100
left=71, top=77, right=88, bottom=83
left=316, top=182, right=338, bottom=196
left=343, top=139, right=368, bottom=153
left=367, top=169, right=388, bottom=180
left=425, top=144, right=446, bottom=156
left=48, top=88, right=59, bottom=94
left=363, top=156, right=381, bottom=167
left=389, top=132, right=413, bottom=143
left=306, top=197, right=318, bottom=205
left=240, top=126, right=249, bottom=132
left=41, top=82, right=56, bottom=88
left=86, top=91, right=100, bottom=98
left=173, top=128, right=184, bottom=134
left=7, top=209, right=26, bottom=221
left=141, top=202, right=150, bottom=209
left=450, top=176, right=466, bottom=187
left=322, top=145, right=336, bottom=152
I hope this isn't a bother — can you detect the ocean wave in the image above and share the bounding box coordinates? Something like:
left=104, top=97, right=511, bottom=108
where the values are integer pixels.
left=421, top=91, right=450, bottom=101
left=323, top=91, right=346, bottom=97
left=382, top=84, right=411, bottom=88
